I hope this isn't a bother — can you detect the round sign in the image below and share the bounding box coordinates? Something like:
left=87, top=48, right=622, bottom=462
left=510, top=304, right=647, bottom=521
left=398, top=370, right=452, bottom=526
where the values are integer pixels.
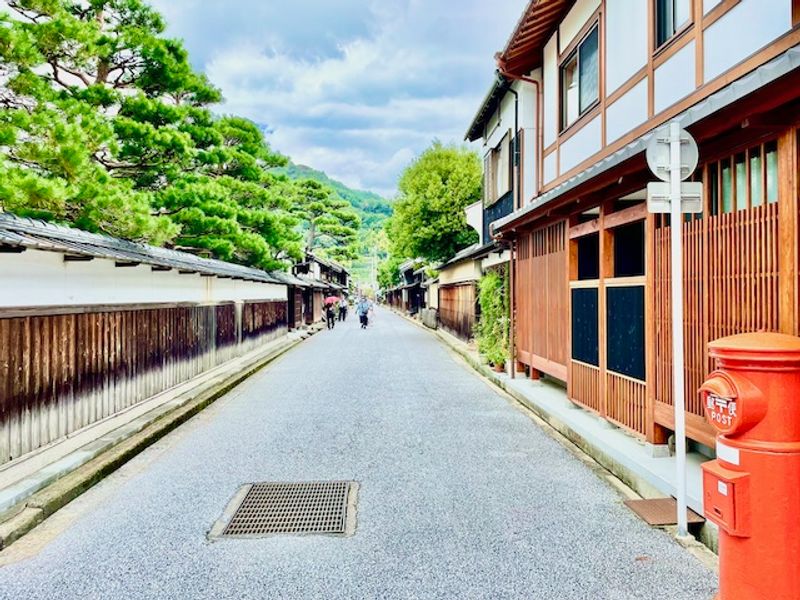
left=645, top=123, right=699, bottom=183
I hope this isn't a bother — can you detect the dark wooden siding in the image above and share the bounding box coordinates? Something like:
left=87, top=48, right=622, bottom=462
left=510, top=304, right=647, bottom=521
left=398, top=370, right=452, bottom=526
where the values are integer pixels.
left=0, top=300, right=287, bottom=466
left=438, top=283, right=477, bottom=340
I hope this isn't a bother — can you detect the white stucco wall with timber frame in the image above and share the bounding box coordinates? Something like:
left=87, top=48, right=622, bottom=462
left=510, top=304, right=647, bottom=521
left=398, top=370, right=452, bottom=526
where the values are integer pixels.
left=0, top=248, right=287, bottom=308
left=537, top=0, right=796, bottom=189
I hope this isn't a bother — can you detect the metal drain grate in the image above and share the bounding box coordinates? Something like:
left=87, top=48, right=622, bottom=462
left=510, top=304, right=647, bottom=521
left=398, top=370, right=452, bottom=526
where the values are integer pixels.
left=624, top=498, right=705, bottom=527
left=211, top=481, right=355, bottom=538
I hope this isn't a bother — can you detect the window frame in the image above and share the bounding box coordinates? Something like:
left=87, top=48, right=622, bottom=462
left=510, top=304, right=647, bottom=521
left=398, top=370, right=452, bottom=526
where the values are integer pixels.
left=706, top=139, right=779, bottom=217
left=483, top=130, right=513, bottom=207
left=559, top=22, right=600, bottom=133
left=654, top=0, right=693, bottom=51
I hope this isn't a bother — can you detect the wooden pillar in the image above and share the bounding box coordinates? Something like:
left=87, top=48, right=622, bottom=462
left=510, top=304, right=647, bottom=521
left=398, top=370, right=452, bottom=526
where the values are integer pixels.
left=645, top=212, right=669, bottom=444
left=777, top=128, right=798, bottom=335
left=599, top=203, right=612, bottom=419
left=567, top=221, right=577, bottom=399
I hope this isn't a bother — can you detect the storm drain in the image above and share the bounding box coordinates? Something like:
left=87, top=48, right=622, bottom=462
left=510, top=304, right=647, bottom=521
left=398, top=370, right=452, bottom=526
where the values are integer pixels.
left=209, top=481, right=357, bottom=538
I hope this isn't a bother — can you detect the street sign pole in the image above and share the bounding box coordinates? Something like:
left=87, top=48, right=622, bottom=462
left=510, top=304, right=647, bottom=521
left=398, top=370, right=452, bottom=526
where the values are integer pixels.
left=669, top=120, right=688, bottom=538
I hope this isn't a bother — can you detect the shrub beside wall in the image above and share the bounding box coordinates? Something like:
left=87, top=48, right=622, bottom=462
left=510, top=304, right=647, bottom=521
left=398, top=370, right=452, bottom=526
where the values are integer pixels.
left=476, top=267, right=509, bottom=366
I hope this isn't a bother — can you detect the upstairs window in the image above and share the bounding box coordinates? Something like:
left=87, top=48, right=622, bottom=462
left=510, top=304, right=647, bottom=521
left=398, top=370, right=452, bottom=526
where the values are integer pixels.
left=483, top=131, right=512, bottom=206
left=560, top=24, right=599, bottom=130
left=655, top=0, right=691, bottom=48
left=708, top=140, right=778, bottom=216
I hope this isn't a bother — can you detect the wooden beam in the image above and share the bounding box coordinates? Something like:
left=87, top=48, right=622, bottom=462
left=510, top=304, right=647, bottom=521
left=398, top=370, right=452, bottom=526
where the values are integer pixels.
left=569, top=218, right=600, bottom=239
left=603, top=202, right=647, bottom=230
left=778, top=128, right=798, bottom=334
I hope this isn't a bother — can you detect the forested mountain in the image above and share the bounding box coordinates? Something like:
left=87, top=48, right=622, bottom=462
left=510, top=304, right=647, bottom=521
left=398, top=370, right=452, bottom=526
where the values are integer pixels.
left=272, top=162, right=392, bottom=285
left=273, top=162, right=392, bottom=229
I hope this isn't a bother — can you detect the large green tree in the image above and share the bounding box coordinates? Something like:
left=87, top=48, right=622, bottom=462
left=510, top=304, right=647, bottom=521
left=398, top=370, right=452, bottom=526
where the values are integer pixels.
left=0, top=0, right=302, bottom=270
left=291, top=179, right=361, bottom=263
left=387, top=141, right=481, bottom=263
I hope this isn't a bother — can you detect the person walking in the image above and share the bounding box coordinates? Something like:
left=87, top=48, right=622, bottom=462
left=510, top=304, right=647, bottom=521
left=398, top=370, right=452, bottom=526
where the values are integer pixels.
left=357, top=297, right=370, bottom=329
left=338, top=297, right=348, bottom=322
left=325, top=302, right=336, bottom=330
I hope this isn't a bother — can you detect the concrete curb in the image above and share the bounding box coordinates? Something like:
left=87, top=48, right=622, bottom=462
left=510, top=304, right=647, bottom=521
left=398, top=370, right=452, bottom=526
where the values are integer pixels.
left=0, top=327, right=319, bottom=550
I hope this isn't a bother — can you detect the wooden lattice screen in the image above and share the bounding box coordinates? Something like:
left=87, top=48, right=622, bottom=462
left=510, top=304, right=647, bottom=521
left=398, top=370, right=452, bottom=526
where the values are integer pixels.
left=652, top=138, right=782, bottom=445
left=653, top=203, right=779, bottom=421
left=516, top=220, right=568, bottom=380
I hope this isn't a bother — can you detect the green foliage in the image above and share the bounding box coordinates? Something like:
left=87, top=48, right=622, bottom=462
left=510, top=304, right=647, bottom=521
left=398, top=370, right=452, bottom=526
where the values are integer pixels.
left=476, top=268, right=509, bottom=366
left=387, top=141, right=480, bottom=263
left=273, top=161, right=392, bottom=229
left=290, top=179, right=361, bottom=263
left=377, top=254, right=404, bottom=290
left=273, top=161, right=392, bottom=283
left=0, top=0, right=314, bottom=271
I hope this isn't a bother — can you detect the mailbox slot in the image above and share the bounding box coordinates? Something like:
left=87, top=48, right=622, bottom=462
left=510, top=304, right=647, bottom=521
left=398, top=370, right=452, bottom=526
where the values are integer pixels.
left=702, top=460, right=751, bottom=537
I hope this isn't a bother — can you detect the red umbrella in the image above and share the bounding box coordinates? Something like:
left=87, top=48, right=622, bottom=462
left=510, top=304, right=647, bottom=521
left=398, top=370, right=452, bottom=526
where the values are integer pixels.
left=324, top=296, right=340, bottom=304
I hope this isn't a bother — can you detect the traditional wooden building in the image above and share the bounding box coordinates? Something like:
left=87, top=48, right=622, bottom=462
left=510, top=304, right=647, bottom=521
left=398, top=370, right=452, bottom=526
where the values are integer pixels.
left=0, top=213, right=296, bottom=469
left=292, top=251, right=350, bottom=324
left=470, top=0, right=800, bottom=448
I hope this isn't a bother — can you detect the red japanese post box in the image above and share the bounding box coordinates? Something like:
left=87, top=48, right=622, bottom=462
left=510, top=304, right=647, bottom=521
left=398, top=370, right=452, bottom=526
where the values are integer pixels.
left=699, top=332, right=800, bottom=600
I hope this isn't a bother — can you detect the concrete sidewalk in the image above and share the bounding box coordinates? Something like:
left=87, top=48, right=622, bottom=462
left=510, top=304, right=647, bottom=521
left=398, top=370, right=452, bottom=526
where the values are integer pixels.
left=0, top=307, right=717, bottom=599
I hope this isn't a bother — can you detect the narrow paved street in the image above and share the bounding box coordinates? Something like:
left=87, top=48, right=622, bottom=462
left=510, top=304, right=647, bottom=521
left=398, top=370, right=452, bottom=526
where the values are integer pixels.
left=0, top=309, right=716, bottom=600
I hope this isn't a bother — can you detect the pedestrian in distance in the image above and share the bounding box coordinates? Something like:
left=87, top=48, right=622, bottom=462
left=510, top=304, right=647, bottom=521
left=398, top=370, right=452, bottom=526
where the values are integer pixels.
left=338, top=297, right=347, bottom=322
left=325, top=302, right=336, bottom=330
left=357, top=296, right=370, bottom=329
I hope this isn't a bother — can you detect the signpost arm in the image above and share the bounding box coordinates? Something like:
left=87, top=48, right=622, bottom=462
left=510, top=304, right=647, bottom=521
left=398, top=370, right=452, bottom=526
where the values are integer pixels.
left=669, top=120, right=689, bottom=537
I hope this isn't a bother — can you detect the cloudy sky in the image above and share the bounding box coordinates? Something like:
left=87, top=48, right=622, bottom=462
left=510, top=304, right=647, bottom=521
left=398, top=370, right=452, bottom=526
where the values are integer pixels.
left=149, top=0, right=527, bottom=198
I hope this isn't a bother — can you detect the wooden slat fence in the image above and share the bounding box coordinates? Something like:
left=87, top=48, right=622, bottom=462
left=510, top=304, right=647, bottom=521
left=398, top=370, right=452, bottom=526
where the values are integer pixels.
left=653, top=202, right=779, bottom=438
left=606, top=371, right=646, bottom=434
left=516, top=220, right=568, bottom=379
left=0, top=300, right=287, bottom=466
left=438, top=283, right=476, bottom=340
left=570, top=361, right=601, bottom=413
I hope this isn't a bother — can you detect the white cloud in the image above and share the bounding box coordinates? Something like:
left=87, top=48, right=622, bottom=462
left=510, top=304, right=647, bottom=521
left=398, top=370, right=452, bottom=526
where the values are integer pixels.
left=152, top=0, right=527, bottom=196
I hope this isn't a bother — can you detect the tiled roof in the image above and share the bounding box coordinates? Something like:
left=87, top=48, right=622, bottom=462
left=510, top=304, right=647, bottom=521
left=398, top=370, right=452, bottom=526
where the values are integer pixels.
left=0, top=212, right=299, bottom=285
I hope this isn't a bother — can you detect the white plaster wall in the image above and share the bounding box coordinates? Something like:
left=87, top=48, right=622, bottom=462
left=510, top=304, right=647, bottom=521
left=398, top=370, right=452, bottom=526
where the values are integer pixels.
left=428, top=282, right=439, bottom=309
left=606, top=78, right=649, bottom=143
left=486, top=90, right=516, bottom=150
left=465, top=200, right=483, bottom=243
left=543, top=34, right=559, bottom=148
left=482, top=109, right=501, bottom=149
left=544, top=151, right=558, bottom=185
left=605, top=0, right=648, bottom=94
left=439, top=260, right=482, bottom=285
left=559, top=115, right=602, bottom=174
left=517, top=79, right=536, bottom=130
left=559, top=0, right=601, bottom=53
left=654, top=40, right=696, bottom=114
left=481, top=250, right=510, bottom=271
left=703, top=0, right=723, bottom=13
left=0, top=249, right=286, bottom=308
left=521, top=126, right=536, bottom=202
left=703, top=0, right=791, bottom=83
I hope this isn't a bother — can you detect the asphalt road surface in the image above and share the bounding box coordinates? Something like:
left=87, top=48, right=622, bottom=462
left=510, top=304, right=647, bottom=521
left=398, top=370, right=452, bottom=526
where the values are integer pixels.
left=0, top=308, right=717, bottom=599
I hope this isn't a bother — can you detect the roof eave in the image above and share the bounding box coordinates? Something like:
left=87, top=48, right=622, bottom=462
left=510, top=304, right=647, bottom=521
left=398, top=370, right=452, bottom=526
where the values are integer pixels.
left=465, top=76, right=511, bottom=142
